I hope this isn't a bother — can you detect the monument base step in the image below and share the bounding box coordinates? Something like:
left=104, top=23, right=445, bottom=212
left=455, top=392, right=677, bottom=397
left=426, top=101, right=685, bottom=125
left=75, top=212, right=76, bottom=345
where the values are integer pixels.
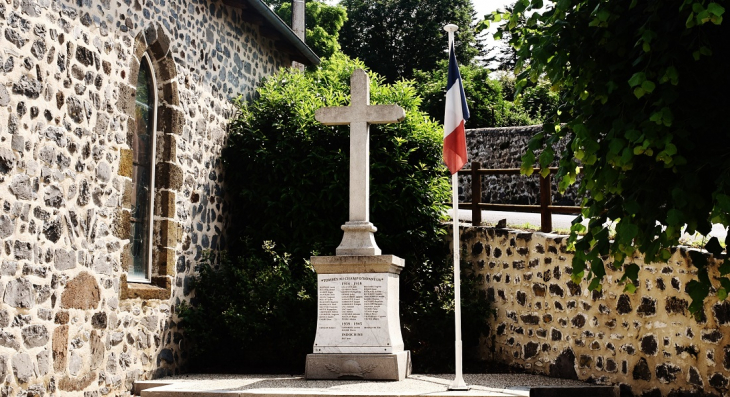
left=305, top=351, right=411, bottom=381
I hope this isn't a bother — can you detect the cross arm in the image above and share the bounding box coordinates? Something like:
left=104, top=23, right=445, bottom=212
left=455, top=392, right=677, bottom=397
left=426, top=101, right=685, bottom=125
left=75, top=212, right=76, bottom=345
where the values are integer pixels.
left=315, top=104, right=406, bottom=125
left=315, top=107, right=355, bottom=126
left=365, top=105, right=406, bottom=124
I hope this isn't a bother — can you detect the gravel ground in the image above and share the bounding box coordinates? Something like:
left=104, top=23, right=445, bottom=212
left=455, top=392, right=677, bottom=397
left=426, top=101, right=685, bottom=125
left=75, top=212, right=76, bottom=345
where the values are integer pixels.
left=144, top=373, right=593, bottom=396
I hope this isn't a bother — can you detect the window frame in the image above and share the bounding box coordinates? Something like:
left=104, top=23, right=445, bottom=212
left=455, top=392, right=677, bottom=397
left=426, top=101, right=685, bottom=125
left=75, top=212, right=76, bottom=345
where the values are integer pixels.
left=127, top=52, right=158, bottom=284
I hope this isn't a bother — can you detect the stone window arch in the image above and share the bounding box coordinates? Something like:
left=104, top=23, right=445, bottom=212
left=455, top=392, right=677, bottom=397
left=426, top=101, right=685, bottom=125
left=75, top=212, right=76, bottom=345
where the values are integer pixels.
left=129, top=52, right=157, bottom=282
left=117, top=23, right=184, bottom=300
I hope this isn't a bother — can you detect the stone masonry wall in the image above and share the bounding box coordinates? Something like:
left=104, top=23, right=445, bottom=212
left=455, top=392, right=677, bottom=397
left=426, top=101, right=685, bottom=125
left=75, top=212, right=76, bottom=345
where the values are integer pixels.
left=460, top=226, right=730, bottom=397
left=0, top=0, right=292, bottom=395
left=462, top=126, right=580, bottom=209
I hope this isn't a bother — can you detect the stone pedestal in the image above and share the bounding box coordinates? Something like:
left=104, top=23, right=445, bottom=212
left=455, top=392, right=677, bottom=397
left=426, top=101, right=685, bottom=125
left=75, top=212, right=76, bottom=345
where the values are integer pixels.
left=305, top=351, right=411, bottom=381
left=305, top=255, right=411, bottom=380
left=336, top=221, right=381, bottom=256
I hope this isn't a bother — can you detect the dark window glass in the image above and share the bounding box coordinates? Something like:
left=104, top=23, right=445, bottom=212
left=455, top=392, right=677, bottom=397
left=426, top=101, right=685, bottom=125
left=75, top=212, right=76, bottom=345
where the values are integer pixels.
left=131, top=59, right=154, bottom=280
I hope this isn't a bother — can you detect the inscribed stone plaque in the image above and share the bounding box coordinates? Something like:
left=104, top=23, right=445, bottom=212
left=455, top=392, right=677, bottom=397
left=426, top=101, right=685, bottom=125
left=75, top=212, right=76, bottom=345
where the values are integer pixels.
left=313, top=272, right=403, bottom=354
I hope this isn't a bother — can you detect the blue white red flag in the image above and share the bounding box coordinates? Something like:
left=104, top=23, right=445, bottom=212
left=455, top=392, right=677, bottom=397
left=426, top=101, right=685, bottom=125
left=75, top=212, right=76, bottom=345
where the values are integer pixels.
left=443, top=43, right=470, bottom=175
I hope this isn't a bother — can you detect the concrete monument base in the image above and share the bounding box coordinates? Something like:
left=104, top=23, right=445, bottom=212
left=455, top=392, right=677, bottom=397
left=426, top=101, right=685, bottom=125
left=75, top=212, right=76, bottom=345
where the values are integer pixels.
left=305, top=351, right=411, bottom=380
left=307, top=255, right=409, bottom=380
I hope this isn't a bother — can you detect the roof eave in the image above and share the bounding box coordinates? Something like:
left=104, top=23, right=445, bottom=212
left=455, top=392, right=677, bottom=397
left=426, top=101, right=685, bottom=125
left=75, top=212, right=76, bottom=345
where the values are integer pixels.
left=236, top=0, right=320, bottom=66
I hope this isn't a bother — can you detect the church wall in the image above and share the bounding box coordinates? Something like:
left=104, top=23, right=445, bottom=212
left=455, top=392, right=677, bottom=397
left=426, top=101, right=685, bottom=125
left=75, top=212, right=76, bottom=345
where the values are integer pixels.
left=458, top=226, right=730, bottom=396
left=0, top=0, right=292, bottom=395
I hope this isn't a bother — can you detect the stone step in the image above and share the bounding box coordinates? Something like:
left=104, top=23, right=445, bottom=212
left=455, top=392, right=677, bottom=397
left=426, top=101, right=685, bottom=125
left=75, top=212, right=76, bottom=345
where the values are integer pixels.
left=132, top=374, right=610, bottom=397
left=133, top=380, right=176, bottom=396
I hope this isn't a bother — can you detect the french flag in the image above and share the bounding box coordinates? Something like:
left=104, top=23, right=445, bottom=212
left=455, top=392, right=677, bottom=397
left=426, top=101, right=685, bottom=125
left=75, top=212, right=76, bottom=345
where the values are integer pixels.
left=443, top=43, right=470, bottom=175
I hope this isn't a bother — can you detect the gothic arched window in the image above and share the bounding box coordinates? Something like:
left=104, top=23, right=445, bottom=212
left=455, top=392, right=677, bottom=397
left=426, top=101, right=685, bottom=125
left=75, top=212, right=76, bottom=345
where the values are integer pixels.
left=130, top=55, right=157, bottom=282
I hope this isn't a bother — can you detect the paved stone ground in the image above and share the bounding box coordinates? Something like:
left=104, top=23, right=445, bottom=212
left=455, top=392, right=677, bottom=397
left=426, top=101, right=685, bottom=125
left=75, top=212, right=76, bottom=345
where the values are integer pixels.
left=136, top=373, right=596, bottom=397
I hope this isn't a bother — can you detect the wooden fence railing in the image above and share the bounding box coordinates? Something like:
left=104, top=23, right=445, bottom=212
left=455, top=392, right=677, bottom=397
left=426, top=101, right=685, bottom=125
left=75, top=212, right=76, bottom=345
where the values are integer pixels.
left=454, top=161, right=581, bottom=232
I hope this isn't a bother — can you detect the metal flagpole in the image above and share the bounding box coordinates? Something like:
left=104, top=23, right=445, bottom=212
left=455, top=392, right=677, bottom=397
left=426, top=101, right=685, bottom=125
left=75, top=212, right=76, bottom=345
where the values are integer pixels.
left=445, top=23, right=468, bottom=392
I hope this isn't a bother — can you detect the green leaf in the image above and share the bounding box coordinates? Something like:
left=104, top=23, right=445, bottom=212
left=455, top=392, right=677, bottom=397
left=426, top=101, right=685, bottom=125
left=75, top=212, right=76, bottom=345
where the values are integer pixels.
left=618, top=221, right=639, bottom=240
left=716, top=194, right=730, bottom=211
left=624, top=200, right=641, bottom=215
left=664, top=66, right=679, bottom=85
left=539, top=147, right=555, bottom=168
left=708, top=2, right=725, bottom=16
left=686, top=12, right=696, bottom=27
left=704, top=237, right=723, bottom=256
left=719, top=259, right=730, bottom=275
left=588, top=277, right=602, bottom=291
left=689, top=250, right=708, bottom=270
left=672, top=188, right=688, bottom=208
left=641, top=80, right=656, bottom=93
left=666, top=209, right=684, bottom=226
left=597, top=9, right=610, bottom=21
left=623, top=282, right=636, bottom=293
left=686, top=279, right=709, bottom=315
left=661, top=107, right=674, bottom=126
left=650, top=111, right=663, bottom=124
left=527, top=133, right=544, bottom=151
left=571, top=223, right=587, bottom=234
left=591, top=257, right=606, bottom=279
left=521, top=151, right=536, bottom=175
left=609, top=138, right=626, bottom=155
left=625, top=129, right=642, bottom=142
left=720, top=277, right=730, bottom=295
left=718, top=287, right=728, bottom=301
left=571, top=271, right=584, bottom=285
left=623, top=263, right=640, bottom=283
left=628, top=72, right=645, bottom=87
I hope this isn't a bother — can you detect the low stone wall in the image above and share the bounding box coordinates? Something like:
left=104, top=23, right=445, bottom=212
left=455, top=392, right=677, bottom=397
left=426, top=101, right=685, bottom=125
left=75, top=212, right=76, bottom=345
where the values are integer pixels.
left=459, top=226, right=730, bottom=396
left=462, top=126, right=580, bottom=208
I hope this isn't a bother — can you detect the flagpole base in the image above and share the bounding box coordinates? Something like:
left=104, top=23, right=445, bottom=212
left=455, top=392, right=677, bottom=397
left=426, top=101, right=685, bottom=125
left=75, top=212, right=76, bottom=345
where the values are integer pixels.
left=448, top=377, right=469, bottom=391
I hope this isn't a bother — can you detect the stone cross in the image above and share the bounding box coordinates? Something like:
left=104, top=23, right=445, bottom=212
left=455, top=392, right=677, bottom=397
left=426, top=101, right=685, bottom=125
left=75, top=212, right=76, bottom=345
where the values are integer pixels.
left=315, top=69, right=405, bottom=255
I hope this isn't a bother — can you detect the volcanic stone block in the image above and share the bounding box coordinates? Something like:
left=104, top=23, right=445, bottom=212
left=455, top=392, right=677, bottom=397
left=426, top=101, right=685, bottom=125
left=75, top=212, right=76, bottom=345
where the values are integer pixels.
left=3, top=278, right=35, bottom=308
left=11, top=353, right=36, bottom=383
left=655, top=363, right=681, bottom=383
left=637, top=297, right=657, bottom=317
left=524, top=342, right=539, bottom=359
left=633, top=358, right=651, bottom=381
left=617, top=294, right=633, bottom=314
left=713, top=301, right=730, bottom=325
left=60, top=272, right=100, bottom=309
left=529, top=386, right=620, bottom=397
left=21, top=325, right=48, bottom=348
left=549, top=348, right=578, bottom=379
left=641, top=335, right=658, bottom=355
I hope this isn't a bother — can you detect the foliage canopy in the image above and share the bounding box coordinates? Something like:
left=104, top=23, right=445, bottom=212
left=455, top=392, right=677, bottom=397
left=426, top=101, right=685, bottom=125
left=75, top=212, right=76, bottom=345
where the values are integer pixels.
left=413, top=63, right=559, bottom=128
left=484, top=0, right=729, bottom=313
left=339, top=0, right=481, bottom=82
left=275, top=0, right=348, bottom=59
